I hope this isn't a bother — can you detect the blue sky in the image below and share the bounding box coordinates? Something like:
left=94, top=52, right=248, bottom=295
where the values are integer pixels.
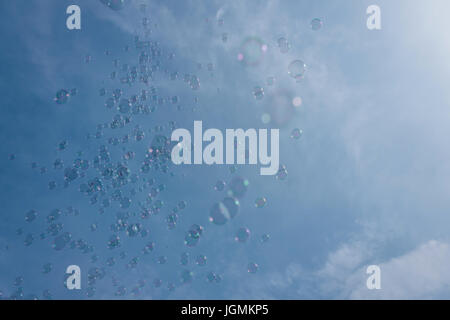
left=1, top=0, right=450, bottom=299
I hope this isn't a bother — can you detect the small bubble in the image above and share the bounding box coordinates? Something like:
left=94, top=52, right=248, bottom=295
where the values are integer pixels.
left=253, top=86, right=264, bottom=100
left=247, top=262, right=259, bottom=274
left=42, top=263, right=52, bottom=274
left=180, top=252, right=189, bottom=265
left=195, top=255, right=207, bottom=266
left=25, top=210, right=38, bottom=223
left=261, top=234, right=271, bottom=243
left=261, top=113, right=271, bottom=124
left=292, top=96, right=302, bottom=107
left=54, top=89, right=70, bottom=104
left=277, top=37, right=290, bottom=53
left=311, top=18, right=323, bottom=31
left=276, top=165, right=288, bottom=181
left=290, top=128, right=303, bottom=140
left=255, top=197, right=267, bottom=208
left=181, top=270, right=193, bottom=283
left=235, top=227, right=251, bottom=243
left=214, top=180, right=226, bottom=191
left=288, top=60, right=306, bottom=82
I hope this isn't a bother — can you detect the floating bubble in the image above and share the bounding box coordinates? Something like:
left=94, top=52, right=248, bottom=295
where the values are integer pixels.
left=107, top=234, right=121, bottom=249
left=47, top=209, right=61, bottom=223
left=190, top=75, right=200, bottom=90
left=126, top=224, right=141, bottom=237
left=247, top=262, right=259, bottom=273
left=261, top=234, right=270, bottom=243
left=166, top=213, right=178, bottom=229
left=292, top=96, right=302, bottom=107
left=180, top=252, right=189, bottom=265
left=206, top=272, right=222, bottom=283
left=277, top=37, right=290, bottom=53
left=142, top=242, right=155, bottom=254
left=255, top=197, right=267, bottom=208
left=52, top=232, right=72, bottom=251
left=261, top=113, right=271, bottom=124
left=214, top=180, right=226, bottom=191
left=24, top=233, right=34, bottom=246
left=118, top=99, right=131, bottom=113
left=276, top=165, right=288, bottom=180
left=229, top=177, right=249, bottom=198
left=310, top=18, right=323, bottom=30
left=288, top=60, right=306, bottom=82
left=54, top=89, right=69, bottom=104
left=153, top=279, right=162, bottom=288
left=195, top=255, right=207, bottom=266
left=25, top=210, right=37, bottom=223
left=265, top=90, right=295, bottom=126
left=86, top=287, right=96, bottom=298
left=253, top=86, right=264, bottom=100
left=157, top=256, right=167, bottom=264
left=181, top=270, right=193, bottom=283
left=106, top=257, right=116, bottom=266
left=42, top=263, right=52, bottom=274
left=290, top=128, right=303, bottom=140
left=235, top=227, right=250, bottom=243
left=266, top=76, right=275, bottom=86
left=120, top=197, right=131, bottom=208
left=238, top=37, right=267, bottom=66
left=64, top=167, right=78, bottom=182
left=184, top=224, right=203, bottom=247
left=101, top=0, right=125, bottom=11
left=178, top=200, right=187, bottom=210
left=115, top=286, right=127, bottom=297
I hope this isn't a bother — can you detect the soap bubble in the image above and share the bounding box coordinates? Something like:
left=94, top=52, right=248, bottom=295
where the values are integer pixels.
left=209, top=202, right=230, bottom=225
left=238, top=37, right=267, bottom=66
left=42, top=263, right=52, bottom=274
left=207, top=272, right=222, bottom=283
left=103, top=0, right=125, bottom=11
left=214, top=180, right=226, bottom=191
left=288, top=60, right=306, bottom=82
left=157, top=256, right=167, bottom=264
left=107, top=234, right=121, bottom=249
left=180, top=252, right=189, bottom=265
left=195, top=255, right=207, bottom=266
left=235, top=227, right=250, bottom=242
left=229, top=177, right=249, bottom=198
left=247, top=262, right=259, bottom=273
left=115, top=286, right=127, bottom=296
left=153, top=279, right=162, bottom=288
left=54, top=89, right=69, bottom=104
left=52, top=232, right=72, bottom=251
left=290, top=128, right=303, bottom=139
left=292, top=96, right=302, bottom=107
left=277, top=37, right=290, bottom=53
left=310, top=18, right=323, bottom=30
left=25, top=210, right=37, bottom=223
left=255, top=197, right=267, bottom=208
left=261, top=113, right=271, bottom=124
left=184, top=224, right=203, bottom=247
left=261, top=234, right=270, bottom=243
left=276, top=165, right=288, bottom=180
left=118, top=99, right=131, bottom=113
left=253, top=86, right=264, bottom=100
left=181, top=270, right=193, bottom=283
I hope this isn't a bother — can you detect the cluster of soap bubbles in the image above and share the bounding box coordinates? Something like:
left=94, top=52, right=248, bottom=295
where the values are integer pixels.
left=0, top=2, right=321, bottom=300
